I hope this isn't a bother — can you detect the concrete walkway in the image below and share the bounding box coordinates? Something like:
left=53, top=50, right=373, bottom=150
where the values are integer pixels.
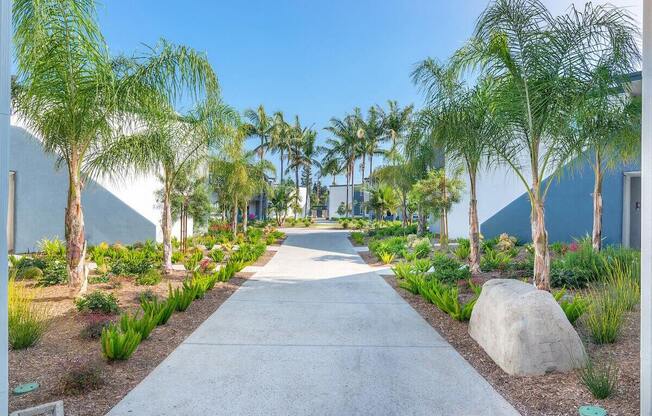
left=109, top=229, right=519, bottom=416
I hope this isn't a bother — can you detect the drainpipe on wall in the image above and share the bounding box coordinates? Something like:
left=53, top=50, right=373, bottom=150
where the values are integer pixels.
left=641, top=0, right=652, bottom=413
left=0, top=0, right=11, bottom=412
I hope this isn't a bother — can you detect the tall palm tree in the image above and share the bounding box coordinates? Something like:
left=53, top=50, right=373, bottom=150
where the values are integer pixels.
left=12, top=0, right=219, bottom=286
left=412, top=59, right=499, bottom=273
left=379, top=100, right=413, bottom=164
left=243, top=105, right=273, bottom=220
left=270, top=111, right=291, bottom=182
left=210, top=127, right=274, bottom=236
left=324, top=115, right=359, bottom=217
left=570, top=67, right=640, bottom=251
left=301, top=129, right=322, bottom=217
left=361, top=106, right=386, bottom=181
left=454, top=0, right=639, bottom=289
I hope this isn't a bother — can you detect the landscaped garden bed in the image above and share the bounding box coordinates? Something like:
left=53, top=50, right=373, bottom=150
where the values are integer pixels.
left=9, top=223, right=284, bottom=415
left=355, top=221, right=641, bottom=415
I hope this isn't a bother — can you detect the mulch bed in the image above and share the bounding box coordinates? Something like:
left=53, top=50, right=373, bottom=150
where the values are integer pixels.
left=384, top=275, right=640, bottom=416
left=10, top=246, right=282, bottom=415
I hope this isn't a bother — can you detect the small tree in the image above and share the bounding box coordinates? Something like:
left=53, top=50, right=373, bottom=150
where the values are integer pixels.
left=269, top=183, right=293, bottom=226
left=367, top=184, right=398, bottom=221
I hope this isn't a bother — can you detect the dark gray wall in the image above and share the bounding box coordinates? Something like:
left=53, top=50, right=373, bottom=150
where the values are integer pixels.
left=9, top=125, right=156, bottom=253
left=481, top=157, right=640, bottom=245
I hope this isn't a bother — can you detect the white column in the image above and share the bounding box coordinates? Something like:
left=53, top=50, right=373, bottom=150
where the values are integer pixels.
left=0, top=0, right=9, bottom=412
left=642, top=0, right=652, bottom=414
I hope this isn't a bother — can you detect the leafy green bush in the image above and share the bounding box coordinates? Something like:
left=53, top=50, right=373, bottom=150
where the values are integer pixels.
left=184, top=250, right=203, bottom=272
left=430, top=253, right=470, bottom=284
left=75, top=291, right=119, bottom=314
left=9, top=278, right=50, bottom=349
left=481, top=236, right=499, bottom=252
left=560, top=237, right=603, bottom=282
left=89, top=274, right=110, bottom=284
left=454, top=244, right=470, bottom=261
left=230, top=242, right=266, bottom=264
left=392, top=262, right=414, bottom=280
left=168, top=284, right=196, bottom=312
left=17, top=266, right=44, bottom=280
left=135, top=269, right=162, bottom=286
left=480, top=248, right=513, bottom=272
left=550, top=241, right=568, bottom=256
left=586, top=290, right=625, bottom=344
left=419, top=279, right=478, bottom=321
left=119, top=312, right=157, bottom=341
left=379, top=252, right=395, bottom=265
left=553, top=288, right=588, bottom=325
left=140, top=297, right=176, bottom=326
left=580, top=359, right=619, bottom=399
left=350, top=232, right=365, bottom=246
left=110, top=249, right=154, bottom=276
left=398, top=272, right=425, bottom=295
left=413, top=240, right=432, bottom=259
left=39, top=258, right=69, bottom=286
left=550, top=260, right=593, bottom=288
left=216, top=262, right=237, bottom=282
left=38, top=237, right=66, bottom=257
left=412, top=258, right=432, bottom=274
left=101, top=325, right=141, bottom=361
left=209, top=249, right=225, bottom=263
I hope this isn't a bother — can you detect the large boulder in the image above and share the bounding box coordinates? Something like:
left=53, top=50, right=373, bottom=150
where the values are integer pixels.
left=469, top=279, right=585, bottom=376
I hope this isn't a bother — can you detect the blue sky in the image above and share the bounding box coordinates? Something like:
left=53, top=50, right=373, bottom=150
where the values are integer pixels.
left=97, top=0, right=641, bottom=183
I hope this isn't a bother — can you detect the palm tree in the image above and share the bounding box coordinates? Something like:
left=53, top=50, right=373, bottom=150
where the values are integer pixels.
left=454, top=0, right=639, bottom=289
left=324, top=115, right=359, bottom=217
left=361, top=106, right=386, bottom=181
left=301, top=130, right=322, bottom=217
left=570, top=67, right=640, bottom=251
left=210, top=128, right=274, bottom=236
left=412, top=59, right=499, bottom=273
left=12, top=0, right=219, bottom=287
left=270, top=111, right=291, bottom=182
left=367, top=183, right=398, bottom=220
left=243, top=105, right=273, bottom=220
left=379, top=100, right=413, bottom=164
left=320, top=156, right=344, bottom=186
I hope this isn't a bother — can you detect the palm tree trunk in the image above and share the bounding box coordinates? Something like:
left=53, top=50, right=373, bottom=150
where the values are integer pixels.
left=468, top=170, right=481, bottom=274
left=369, top=153, right=374, bottom=182
left=345, top=164, right=350, bottom=218
left=351, top=159, right=355, bottom=217
left=592, top=156, right=603, bottom=251
left=65, top=156, right=87, bottom=291
left=259, top=144, right=265, bottom=220
left=162, top=185, right=173, bottom=273
left=531, top=188, right=551, bottom=290
left=401, top=192, right=408, bottom=227
left=360, top=155, right=366, bottom=217
left=232, top=198, right=238, bottom=238
left=294, top=166, right=300, bottom=219
left=304, top=168, right=311, bottom=218
left=243, top=203, right=249, bottom=233
left=280, top=149, right=284, bottom=182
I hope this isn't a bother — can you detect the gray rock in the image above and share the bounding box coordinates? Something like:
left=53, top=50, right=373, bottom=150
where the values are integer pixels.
left=469, top=279, right=586, bottom=376
left=11, top=401, right=64, bottom=416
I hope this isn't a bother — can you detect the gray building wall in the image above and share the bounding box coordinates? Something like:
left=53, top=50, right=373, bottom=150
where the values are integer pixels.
left=481, top=156, right=640, bottom=245
left=9, top=125, right=156, bottom=253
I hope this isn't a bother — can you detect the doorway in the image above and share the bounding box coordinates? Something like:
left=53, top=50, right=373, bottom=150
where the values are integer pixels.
left=623, top=171, right=641, bottom=249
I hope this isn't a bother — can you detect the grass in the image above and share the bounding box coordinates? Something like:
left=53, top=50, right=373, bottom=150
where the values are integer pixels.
left=9, top=277, right=51, bottom=349
left=585, top=289, right=625, bottom=344
left=580, top=358, right=619, bottom=399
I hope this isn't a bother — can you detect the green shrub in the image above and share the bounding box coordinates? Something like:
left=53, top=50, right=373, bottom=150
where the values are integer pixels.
left=430, top=253, right=470, bottom=284
left=398, top=272, right=425, bottom=295
left=480, top=248, right=512, bottom=272
left=419, top=279, right=478, bottom=321
left=171, top=251, right=184, bottom=264
left=216, top=262, right=237, bottom=282
left=192, top=272, right=219, bottom=292
left=553, top=288, right=588, bottom=325
left=550, top=241, right=568, bottom=256
left=560, top=237, right=603, bottom=281
left=119, top=312, right=157, bottom=341
left=580, top=359, right=619, bottom=399
left=392, top=262, right=414, bottom=280
left=184, top=250, right=203, bottom=272
left=60, top=362, right=104, bottom=395
left=17, top=265, right=43, bottom=280
left=550, top=260, right=593, bottom=288
left=412, top=258, right=432, bottom=274
left=101, top=325, right=141, bottom=361
left=454, top=244, right=470, bottom=261
left=39, top=258, right=69, bottom=286
left=413, top=240, right=432, bottom=259
left=209, top=249, right=225, bottom=263
left=135, top=269, right=162, bottom=286
left=602, top=257, right=639, bottom=311
left=350, top=232, right=365, bottom=246
left=110, top=249, right=154, bottom=276
left=168, top=284, right=196, bottom=312
left=140, top=297, right=176, bottom=326
left=379, top=252, right=395, bottom=265
left=9, top=278, right=50, bottom=349
left=75, top=291, right=119, bottom=314
left=586, top=290, right=625, bottom=344
left=481, top=236, right=499, bottom=252
left=89, top=274, right=110, bottom=284
left=38, top=237, right=66, bottom=257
